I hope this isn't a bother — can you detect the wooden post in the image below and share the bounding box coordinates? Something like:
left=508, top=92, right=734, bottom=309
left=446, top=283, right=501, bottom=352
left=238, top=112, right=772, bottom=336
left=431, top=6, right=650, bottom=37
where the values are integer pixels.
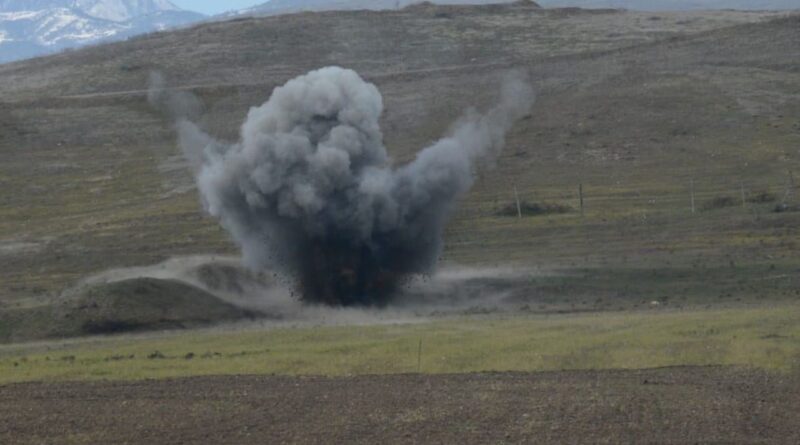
left=417, top=339, right=423, bottom=373
left=514, top=186, right=522, bottom=219
left=741, top=182, right=746, bottom=208
left=579, top=183, right=585, bottom=217
left=690, top=179, right=696, bottom=214
left=782, top=170, right=795, bottom=205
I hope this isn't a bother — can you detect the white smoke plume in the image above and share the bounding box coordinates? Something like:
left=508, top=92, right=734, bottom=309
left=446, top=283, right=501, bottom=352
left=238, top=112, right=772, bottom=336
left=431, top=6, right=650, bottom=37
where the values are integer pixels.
left=153, top=66, right=533, bottom=306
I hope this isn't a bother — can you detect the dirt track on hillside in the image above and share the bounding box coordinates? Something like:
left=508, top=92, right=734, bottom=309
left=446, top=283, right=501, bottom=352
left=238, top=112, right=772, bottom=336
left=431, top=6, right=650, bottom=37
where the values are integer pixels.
left=1, top=367, right=799, bottom=444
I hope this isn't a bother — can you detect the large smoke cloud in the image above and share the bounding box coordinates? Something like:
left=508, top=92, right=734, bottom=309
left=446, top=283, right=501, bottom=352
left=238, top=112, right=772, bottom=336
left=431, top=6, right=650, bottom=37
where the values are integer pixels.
left=153, top=67, right=533, bottom=306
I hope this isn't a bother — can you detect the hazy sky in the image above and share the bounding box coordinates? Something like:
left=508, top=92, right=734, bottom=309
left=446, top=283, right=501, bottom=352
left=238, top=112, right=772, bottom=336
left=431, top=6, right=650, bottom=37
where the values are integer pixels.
left=171, top=0, right=266, bottom=15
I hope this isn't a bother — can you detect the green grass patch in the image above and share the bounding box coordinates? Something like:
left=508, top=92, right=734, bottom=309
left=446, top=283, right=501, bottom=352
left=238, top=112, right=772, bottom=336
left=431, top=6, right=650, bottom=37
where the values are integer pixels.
left=1, top=304, right=799, bottom=384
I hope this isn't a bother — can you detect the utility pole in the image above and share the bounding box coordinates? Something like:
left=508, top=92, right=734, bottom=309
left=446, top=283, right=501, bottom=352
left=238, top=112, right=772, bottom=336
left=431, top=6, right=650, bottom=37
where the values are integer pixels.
left=514, top=185, right=522, bottom=219
left=690, top=179, right=696, bottom=214
left=579, top=183, right=585, bottom=217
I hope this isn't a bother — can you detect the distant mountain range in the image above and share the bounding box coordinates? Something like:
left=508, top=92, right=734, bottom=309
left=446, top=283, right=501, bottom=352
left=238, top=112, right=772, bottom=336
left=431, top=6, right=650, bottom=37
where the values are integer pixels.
left=1, top=0, right=797, bottom=64
left=0, top=0, right=204, bottom=63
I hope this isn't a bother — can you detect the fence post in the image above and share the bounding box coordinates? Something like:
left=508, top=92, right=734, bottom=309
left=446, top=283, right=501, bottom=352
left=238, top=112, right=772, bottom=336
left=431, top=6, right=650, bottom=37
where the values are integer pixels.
left=690, top=179, right=696, bottom=214
left=417, top=339, right=423, bottom=373
left=579, top=183, right=585, bottom=217
left=782, top=171, right=795, bottom=206
left=741, top=182, right=746, bottom=208
left=514, top=186, right=522, bottom=219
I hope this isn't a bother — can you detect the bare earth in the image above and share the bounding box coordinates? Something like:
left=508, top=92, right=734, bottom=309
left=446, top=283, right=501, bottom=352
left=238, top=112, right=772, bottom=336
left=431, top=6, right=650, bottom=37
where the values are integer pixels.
left=1, top=367, right=799, bottom=444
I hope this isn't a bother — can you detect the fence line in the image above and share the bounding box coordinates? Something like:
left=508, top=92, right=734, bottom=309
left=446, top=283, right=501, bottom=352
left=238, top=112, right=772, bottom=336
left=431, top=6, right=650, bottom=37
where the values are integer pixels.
left=458, top=172, right=800, bottom=219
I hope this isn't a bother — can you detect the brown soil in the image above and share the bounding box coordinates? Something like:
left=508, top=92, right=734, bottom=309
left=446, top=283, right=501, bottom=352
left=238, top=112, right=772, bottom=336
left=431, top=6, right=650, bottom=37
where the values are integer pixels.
left=1, top=367, right=799, bottom=444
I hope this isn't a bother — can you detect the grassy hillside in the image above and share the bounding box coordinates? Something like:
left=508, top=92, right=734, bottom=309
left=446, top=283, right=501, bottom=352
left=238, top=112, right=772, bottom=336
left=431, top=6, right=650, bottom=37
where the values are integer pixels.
left=1, top=303, right=799, bottom=384
left=0, top=3, right=798, bottom=323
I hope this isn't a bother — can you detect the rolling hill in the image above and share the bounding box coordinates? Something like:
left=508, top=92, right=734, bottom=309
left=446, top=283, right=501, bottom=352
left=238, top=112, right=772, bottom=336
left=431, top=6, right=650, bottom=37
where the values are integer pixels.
left=228, top=0, right=800, bottom=17
left=226, top=0, right=526, bottom=17
left=0, top=2, right=798, bottom=339
left=537, top=0, right=800, bottom=10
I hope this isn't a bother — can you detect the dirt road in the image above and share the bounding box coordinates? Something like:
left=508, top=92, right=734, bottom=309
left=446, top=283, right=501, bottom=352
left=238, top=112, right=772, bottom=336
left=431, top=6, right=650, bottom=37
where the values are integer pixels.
left=1, top=367, right=798, bottom=444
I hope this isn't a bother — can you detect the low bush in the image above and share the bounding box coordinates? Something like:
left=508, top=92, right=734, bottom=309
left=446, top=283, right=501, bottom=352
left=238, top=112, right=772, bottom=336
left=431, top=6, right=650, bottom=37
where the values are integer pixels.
left=747, top=191, right=777, bottom=203
left=496, top=201, right=573, bottom=217
left=774, top=203, right=800, bottom=213
left=702, top=196, right=737, bottom=211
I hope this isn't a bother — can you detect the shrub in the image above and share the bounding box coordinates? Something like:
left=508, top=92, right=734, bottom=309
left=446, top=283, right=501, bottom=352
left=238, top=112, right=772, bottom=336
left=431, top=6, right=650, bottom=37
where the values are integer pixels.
left=774, top=203, right=799, bottom=213
left=702, top=196, right=736, bottom=211
left=496, top=201, right=572, bottom=217
left=747, top=191, right=777, bottom=203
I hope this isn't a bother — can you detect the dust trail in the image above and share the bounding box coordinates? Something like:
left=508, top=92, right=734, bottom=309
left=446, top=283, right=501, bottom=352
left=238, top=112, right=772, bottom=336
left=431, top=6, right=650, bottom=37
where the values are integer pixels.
left=152, top=66, right=534, bottom=306
left=67, top=256, right=538, bottom=327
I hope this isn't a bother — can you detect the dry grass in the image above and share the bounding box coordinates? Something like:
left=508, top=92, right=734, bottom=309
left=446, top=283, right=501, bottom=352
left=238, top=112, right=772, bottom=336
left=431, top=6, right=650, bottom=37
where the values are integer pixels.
left=1, top=303, right=799, bottom=384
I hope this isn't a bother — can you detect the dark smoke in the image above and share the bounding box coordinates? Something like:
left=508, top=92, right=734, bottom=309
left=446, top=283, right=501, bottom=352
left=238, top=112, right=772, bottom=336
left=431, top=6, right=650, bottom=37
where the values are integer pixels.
left=152, top=67, right=533, bottom=306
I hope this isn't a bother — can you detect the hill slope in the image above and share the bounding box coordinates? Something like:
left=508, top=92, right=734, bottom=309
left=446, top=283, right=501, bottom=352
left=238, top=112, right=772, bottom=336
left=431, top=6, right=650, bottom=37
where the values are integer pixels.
left=227, top=0, right=526, bottom=17
left=0, top=4, right=798, bottom=328
left=537, top=0, right=799, bottom=10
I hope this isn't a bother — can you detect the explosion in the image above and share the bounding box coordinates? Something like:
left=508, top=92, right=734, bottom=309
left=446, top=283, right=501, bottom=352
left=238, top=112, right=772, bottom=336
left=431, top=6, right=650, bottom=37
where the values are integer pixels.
left=152, top=67, right=533, bottom=306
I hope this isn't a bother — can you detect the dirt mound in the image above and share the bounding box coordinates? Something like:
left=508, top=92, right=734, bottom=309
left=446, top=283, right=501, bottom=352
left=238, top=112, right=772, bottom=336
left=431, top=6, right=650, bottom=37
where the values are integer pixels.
left=50, top=278, right=262, bottom=337
left=191, top=262, right=276, bottom=299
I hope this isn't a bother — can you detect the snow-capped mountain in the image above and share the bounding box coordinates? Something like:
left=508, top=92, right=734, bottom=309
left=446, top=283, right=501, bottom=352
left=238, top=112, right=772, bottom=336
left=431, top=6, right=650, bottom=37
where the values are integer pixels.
left=0, top=0, right=203, bottom=63
left=72, top=0, right=180, bottom=22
